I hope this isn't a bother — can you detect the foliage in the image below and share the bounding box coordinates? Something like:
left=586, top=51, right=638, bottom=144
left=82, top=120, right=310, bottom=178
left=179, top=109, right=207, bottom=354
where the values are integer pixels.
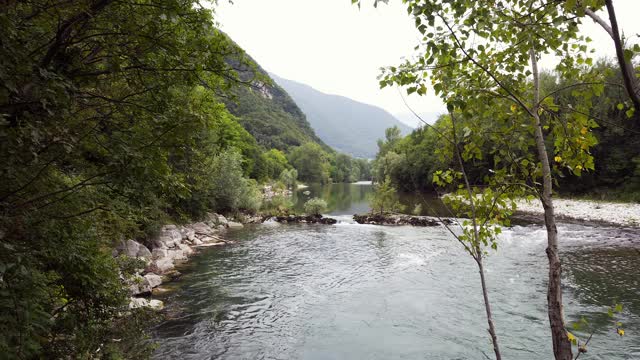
left=263, top=149, right=291, bottom=181
left=224, top=63, right=329, bottom=152
left=263, top=195, right=295, bottom=216
left=365, top=0, right=615, bottom=358
left=279, top=168, right=298, bottom=189
left=238, top=179, right=263, bottom=214
left=369, top=177, right=405, bottom=214
left=0, top=1, right=273, bottom=358
left=303, top=198, right=328, bottom=216
left=288, top=143, right=332, bottom=184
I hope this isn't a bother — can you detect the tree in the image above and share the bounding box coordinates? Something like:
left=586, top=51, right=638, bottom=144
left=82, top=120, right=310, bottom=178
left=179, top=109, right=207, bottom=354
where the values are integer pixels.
left=369, top=176, right=404, bottom=214
left=279, top=168, right=298, bottom=190
left=288, top=143, right=331, bottom=184
left=0, top=1, right=261, bottom=357
left=369, top=0, right=605, bottom=358
left=582, top=2, right=640, bottom=116
left=304, top=198, right=328, bottom=216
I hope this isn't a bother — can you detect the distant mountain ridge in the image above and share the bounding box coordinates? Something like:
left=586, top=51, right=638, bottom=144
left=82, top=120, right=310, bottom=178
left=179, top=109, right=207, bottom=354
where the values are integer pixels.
left=271, top=74, right=412, bottom=158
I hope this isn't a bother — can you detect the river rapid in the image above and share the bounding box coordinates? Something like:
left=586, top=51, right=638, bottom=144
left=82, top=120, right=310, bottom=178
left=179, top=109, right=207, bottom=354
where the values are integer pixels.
left=152, top=183, right=640, bottom=359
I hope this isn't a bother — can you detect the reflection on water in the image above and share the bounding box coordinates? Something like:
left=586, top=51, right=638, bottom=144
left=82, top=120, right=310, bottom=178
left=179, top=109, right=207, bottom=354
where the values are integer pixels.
left=153, top=184, right=640, bottom=359
left=292, top=182, right=449, bottom=217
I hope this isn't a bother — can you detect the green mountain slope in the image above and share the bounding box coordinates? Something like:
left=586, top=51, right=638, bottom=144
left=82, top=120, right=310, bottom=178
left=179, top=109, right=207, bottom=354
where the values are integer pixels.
left=271, top=74, right=412, bottom=158
left=223, top=60, right=328, bottom=152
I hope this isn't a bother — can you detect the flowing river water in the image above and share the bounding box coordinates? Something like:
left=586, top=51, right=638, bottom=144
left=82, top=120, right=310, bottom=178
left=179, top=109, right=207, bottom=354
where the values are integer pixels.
left=152, top=183, right=640, bottom=359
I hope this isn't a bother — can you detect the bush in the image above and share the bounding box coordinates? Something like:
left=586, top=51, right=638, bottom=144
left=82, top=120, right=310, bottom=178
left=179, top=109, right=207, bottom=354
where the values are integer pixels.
left=370, top=177, right=405, bottom=214
left=304, top=198, right=328, bottom=216
left=264, top=195, right=294, bottom=215
left=238, top=179, right=263, bottom=214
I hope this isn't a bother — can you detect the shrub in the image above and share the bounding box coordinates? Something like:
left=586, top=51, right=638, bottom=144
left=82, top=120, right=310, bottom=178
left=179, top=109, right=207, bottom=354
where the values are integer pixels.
left=238, top=179, right=263, bottom=214
left=370, top=176, right=405, bottom=214
left=304, top=198, right=328, bottom=216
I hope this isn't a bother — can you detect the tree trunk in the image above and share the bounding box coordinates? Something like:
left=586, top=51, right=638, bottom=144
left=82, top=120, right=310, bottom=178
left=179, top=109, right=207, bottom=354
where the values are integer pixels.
left=451, top=113, right=502, bottom=360
left=585, top=3, right=640, bottom=114
left=530, top=46, right=573, bottom=360
left=477, top=253, right=502, bottom=360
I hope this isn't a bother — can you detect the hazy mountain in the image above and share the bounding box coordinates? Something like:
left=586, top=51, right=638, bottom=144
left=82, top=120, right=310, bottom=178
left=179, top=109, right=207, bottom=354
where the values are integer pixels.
left=394, top=111, right=442, bottom=128
left=271, top=74, right=412, bottom=158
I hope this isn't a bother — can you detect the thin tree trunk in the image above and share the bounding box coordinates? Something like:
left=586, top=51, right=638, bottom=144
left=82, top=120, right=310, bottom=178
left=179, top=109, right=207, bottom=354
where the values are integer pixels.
left=476, top=252, right=501, bottom=360
left=585, top=3, right=640, bottom=113
left=451, top=113, right=502, bottom=360
left=529, top=45, right=573, bottom=360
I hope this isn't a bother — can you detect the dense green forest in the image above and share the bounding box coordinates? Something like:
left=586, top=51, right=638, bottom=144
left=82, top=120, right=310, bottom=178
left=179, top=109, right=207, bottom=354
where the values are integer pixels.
left=0, top=1, right=370, bottom=358
left=373, top=62, right=640, bottom=201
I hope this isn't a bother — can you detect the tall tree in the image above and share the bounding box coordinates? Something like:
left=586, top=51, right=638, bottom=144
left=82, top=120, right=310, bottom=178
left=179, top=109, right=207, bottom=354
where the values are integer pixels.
left=364, top=0, right=604, bottom=358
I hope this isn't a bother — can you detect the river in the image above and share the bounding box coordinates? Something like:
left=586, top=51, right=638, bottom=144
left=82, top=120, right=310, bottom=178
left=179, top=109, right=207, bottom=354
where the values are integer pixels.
left=152, top=182, right=640, bottom=359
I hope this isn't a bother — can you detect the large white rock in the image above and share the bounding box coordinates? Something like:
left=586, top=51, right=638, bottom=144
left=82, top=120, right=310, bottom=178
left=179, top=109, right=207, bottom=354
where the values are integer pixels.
left=177, top=243, right=194, bottom=257
left=182, top=228, right=196, bottom=241
left=152, top=248, right=168, bottom=259
left=191, top=222, right=214, bottom=236
left=167, top=249, right=186, bottom=261
left=136, top=244, right=152, bottom=258
left=129, top=274, right=151, bottom=295
left=148, top=299, right=164, bottom=310
left=206, top=213, right=228, bottom=227
left=124, top=239, right=140, bottom=257
left=144, top=273, right=163, bottom=288
left=227, top=221, right=244, bottom=229
left=129, top=298, right=164, bottom=310
left=148, top=258, right=175, bottom=274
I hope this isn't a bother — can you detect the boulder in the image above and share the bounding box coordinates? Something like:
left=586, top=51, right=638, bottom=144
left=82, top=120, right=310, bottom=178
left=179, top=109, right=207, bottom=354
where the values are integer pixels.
left=191, top=222, right=214, bottom=236
left=177, top=243, right=194, bottom=257
left=136, top=244, right=152, bottom=258
left=206, top=212, right=228, bottom=227
left=148, top=299, right=164, bottom=310
left=151, top=226, right=183, bottom=249
left=148, top=258, right=175, bottom=274
left=192, top=238, right=203, bottom=246
left=129, top=298, right=164, bottom=310
left=152, top=248, right=168, bottom=259
left=183, top=228, right=196, bottom=242
left=227, top=221, right=244, bottom=229
left=167, top=249, right=186, bottom=261
left=124, top=239, right=140, bottom=257
left=129, top=274, right=151, bottom=295
left=144, top=273, right=163, bottom=288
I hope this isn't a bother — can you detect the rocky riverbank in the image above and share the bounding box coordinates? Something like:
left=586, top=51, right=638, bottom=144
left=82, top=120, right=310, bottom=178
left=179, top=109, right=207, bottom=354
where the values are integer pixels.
left=112, top=213, right=249, bottom=310
left=515, top=198, right=640, bottom=227
left=353, top=213, right=453, bottom=226
left=269, top=214, right=337, bottom=225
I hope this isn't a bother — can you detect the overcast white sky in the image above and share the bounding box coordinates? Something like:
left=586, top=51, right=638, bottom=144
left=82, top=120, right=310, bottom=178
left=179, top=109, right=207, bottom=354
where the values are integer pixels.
left=215, top=0, right=640, bottom=124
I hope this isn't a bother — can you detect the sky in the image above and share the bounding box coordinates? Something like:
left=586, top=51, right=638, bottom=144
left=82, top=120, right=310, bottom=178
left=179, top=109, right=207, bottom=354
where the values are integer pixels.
left=214, top=1, right=640, bottom=127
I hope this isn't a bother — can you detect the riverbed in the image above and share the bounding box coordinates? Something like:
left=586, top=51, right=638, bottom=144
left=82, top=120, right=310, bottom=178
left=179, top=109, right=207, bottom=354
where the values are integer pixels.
left=152, top=183, right=640, bottom=359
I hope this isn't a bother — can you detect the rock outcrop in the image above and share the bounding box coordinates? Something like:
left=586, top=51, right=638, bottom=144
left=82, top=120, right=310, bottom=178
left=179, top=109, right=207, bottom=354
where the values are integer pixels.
left=353, top=214, right=453, bottom=226
left=270, top=214, right=337, bottom=225
left=116, top=213, right=241, bottom=309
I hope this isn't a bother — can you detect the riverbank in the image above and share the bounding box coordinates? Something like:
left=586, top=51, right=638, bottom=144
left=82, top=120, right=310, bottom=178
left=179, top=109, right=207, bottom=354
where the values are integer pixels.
left=117, top=213, right=258, bottom=310
left=516, top=198, right=640, bottom=227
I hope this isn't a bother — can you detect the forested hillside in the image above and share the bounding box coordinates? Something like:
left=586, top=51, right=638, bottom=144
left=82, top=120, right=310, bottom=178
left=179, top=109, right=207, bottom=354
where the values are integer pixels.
left=272, top=74, right=412, bottom=158
left=224, top=59, right=330, bottom=152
